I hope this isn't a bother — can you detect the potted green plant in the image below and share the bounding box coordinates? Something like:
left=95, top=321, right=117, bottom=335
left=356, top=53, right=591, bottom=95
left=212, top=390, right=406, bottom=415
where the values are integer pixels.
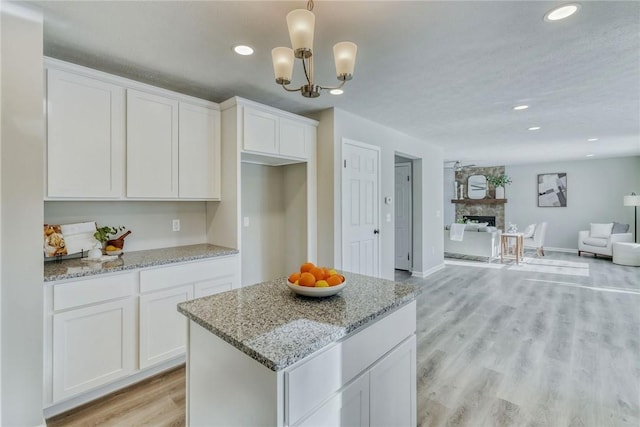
left=486, top=174, right=512, bottom=199
left=94, top=225, right=126, bottom=246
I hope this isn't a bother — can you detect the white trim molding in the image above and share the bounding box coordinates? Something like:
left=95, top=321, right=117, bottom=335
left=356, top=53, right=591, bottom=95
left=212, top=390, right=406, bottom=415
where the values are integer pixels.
left=411, top=263, right=445, bottom=278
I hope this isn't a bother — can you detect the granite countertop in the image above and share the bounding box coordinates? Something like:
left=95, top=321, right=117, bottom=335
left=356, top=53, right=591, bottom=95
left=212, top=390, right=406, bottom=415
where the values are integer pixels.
left=178, top=273, right=421, bottom=371
left=44, top=244, right=238, bottom=282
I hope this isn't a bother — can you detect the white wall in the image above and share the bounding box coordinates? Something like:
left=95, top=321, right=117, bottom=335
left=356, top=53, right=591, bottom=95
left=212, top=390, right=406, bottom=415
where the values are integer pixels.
left=505, top=156, right=640, bottom=250
left=44, top=201, right=208, bottom=252
left=240, top=163, right=308, bottom=286
left=1, top=3, right=45, bottom=424
left=442, top=167, right=456, bottom=225
left=315, top=108, right=444, bottom=279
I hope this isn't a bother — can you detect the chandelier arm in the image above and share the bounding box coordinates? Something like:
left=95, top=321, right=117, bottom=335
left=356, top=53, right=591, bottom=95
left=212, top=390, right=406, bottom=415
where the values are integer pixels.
left=318, top=80, right=347, bottom=91
left=301, top=57, right=312, bottom=85
left=281, top=84, right=303, bottom=93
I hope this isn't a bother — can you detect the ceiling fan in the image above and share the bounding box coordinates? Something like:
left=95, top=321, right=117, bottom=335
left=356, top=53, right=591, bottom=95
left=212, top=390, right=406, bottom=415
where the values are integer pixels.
left=444, top=161, right=476, bottom=172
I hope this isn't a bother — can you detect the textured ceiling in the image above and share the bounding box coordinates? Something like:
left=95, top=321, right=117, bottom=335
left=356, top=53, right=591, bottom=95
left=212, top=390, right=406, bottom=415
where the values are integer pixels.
left=26, top=0, right=640, bottom=166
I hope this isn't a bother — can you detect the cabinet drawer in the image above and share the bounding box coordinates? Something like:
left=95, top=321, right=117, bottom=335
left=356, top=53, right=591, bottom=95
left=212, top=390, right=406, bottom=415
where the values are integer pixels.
left=285, top=301, right=416, bottom=425
left=53, top=273, right=137, bottom=312
left=139, top=256, right=238, bottom=293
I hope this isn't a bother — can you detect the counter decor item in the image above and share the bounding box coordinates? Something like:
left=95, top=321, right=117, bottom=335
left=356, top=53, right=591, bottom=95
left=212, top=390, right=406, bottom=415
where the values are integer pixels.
left=94, top=225, right=130, bottom=252
left=286, top=262, right=346, bottom=296
left=43, top=225, right=67, bottom=258
left=286, top=279, right=346, bottom=297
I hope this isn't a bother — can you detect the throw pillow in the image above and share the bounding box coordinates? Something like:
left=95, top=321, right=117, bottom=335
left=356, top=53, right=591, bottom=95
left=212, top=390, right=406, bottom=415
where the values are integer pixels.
left=522, top=224, right=536, bottom=238
left=612, top=222, right=630, bottom=234
left=590, top=223, right=613, bottom=238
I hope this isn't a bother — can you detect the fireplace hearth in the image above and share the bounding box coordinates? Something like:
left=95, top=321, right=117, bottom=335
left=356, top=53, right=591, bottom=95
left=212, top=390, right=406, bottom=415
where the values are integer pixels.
left=463, top=215, right=496, bottom=226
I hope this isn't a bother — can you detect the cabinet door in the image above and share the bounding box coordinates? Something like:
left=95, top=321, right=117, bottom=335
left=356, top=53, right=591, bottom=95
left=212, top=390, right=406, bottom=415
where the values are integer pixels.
left=193, top=274, right=235, bottom=298
left=179, top=102, right=221, bottom=199
left=127, top=89, right=179, bottom=198
left=52, top=297, right=136, bottom=401
left=369, top=335, right=417, bottom=427
left=47, top=69, right=124, bottom=198
left=139, top=285, right=193, bottom=369
left=243, top=107, right=279, bottom=154
left=295, top=373, right=370, bottom=427
left=279, top=118, right=308, bottom=159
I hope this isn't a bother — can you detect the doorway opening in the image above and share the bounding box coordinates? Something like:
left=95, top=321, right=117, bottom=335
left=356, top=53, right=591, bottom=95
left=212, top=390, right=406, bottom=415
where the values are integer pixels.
left=395, top=155, right=413, bottom=272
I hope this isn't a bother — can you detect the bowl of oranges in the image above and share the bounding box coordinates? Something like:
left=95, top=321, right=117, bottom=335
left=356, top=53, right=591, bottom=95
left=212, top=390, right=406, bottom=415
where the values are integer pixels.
left=287, top=262, right=346, bottom=297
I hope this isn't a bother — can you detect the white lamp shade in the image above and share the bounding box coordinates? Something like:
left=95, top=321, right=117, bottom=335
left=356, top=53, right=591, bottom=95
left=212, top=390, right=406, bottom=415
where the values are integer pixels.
left=333, top=41, right=357, bottom=78
left=271, top=47, right=294, bottom=82
left=286, top=9, right=315, bottom=53
left=624, top=194, right=640, bottom=206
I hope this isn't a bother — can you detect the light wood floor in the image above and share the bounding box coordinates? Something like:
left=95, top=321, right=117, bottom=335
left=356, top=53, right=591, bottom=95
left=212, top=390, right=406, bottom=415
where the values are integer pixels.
left=47, top=251, right=639, bottom=426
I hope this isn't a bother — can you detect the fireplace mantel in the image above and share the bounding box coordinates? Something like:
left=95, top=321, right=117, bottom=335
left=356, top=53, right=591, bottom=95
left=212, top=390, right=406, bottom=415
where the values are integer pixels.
left=451, top=199, right=507, bottom=205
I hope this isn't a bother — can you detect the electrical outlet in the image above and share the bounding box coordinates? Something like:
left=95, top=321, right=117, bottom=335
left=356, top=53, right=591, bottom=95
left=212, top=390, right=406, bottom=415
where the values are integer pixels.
left=172, top=219, right=180, bottom=232
left=243, top=217, right=250, bottom=227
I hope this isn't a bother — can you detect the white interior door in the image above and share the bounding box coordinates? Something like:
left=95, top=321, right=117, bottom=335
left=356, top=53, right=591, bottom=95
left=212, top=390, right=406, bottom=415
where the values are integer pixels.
left=342, top=140, right=380, bottom=277
left=395, top=163, right=412, bottom=271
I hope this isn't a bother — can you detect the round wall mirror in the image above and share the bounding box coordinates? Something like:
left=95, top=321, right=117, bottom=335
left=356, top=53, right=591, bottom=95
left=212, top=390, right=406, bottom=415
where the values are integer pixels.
left=467, top=175, right=487, bottom=199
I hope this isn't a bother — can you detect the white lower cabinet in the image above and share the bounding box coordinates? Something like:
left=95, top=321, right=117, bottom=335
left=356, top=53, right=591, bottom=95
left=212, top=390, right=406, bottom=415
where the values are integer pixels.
left=139, top=285, right=193, bottom=369
left=370, top=335, right=417, bottom=427
left=295, top=373, right=370, bottom=427
left=45, top=254, right=240, bottom=414
left=52, top=296, right=136, bottom=402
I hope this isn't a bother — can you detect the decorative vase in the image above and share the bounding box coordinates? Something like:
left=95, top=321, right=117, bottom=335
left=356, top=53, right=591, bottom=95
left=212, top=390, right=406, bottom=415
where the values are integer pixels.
left=495, top=186, right=505, bottom=199
left=459, top=185, right=464, bottom=200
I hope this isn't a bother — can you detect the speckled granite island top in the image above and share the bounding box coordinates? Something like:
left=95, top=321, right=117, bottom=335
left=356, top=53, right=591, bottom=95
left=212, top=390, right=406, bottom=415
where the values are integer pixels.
left=44, top=244, right=238, bottom=282
left=178, top=273, right=421, bottom=371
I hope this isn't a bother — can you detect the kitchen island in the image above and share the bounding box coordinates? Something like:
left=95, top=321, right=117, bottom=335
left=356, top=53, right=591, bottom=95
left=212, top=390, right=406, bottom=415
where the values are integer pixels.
left=178, top=272, right=421, bottom=426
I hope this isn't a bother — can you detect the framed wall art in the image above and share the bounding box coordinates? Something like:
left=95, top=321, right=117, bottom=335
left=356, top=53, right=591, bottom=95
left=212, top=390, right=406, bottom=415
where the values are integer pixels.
left=538, top=173, right=567, bottom=207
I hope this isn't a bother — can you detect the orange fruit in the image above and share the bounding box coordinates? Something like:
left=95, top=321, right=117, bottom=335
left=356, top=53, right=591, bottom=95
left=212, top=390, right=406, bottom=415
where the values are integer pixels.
left=322, top=268, right=331, bottom=279
left=309, top=267, right=325, bottom=281
left=300, top=262, right=315, bottom=273
left=299, top=272, right=316, bottom=287
left=338, top=274, right=346, bottom=283
left=326, top=275, right=342, bottom=286
left=288, top=272, right=301, bottom=283
left=315, top=280, right=329, bottom=288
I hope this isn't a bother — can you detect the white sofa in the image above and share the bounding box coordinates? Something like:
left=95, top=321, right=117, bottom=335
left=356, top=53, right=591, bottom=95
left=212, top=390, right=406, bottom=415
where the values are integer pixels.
left=444, top=226, right=502, bottom=259
left=578, top=228, right=633, bottom=257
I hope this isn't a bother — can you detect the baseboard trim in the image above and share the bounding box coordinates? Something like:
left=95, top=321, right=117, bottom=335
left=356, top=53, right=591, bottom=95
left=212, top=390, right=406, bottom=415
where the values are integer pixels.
left=43, top=356, right=185, bottom=419
left=542, top=246, right=576, bottom=254
left=411, top=263, right=445, bottom=278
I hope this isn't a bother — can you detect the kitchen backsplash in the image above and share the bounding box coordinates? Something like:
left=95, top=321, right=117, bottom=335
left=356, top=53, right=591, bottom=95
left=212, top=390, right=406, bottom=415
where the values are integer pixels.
left=44, top=201, right=209, bottom=252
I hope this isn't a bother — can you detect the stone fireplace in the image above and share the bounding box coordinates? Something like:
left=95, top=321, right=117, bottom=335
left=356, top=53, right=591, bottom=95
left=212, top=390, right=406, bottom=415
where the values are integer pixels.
left=453, top=166, right=506, bottom=230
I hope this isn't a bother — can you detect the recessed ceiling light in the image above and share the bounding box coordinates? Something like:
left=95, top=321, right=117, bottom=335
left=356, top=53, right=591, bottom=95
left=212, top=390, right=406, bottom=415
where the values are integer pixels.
left=330, top=89, right=344, bottom=95
left=513, top=105, right=529, bottom=111
left=587, top=138, right=598, bottom=142
left=528, top=126, right=541, bottom=131
left=233, top=45, right=254, bottom=56
left=544, top=3, right=581, bottom=22
left=586, top=154, right=594, bottom=157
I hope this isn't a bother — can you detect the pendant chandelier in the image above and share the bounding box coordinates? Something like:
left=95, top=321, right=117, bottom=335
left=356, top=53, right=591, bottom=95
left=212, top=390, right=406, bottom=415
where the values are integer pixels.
left=271, top=0, right=357, bottom=98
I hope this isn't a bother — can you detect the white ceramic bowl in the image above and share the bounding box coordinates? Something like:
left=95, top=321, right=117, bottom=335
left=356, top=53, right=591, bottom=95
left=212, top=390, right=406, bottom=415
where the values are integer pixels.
left=287, top=280, right=346, bottom=297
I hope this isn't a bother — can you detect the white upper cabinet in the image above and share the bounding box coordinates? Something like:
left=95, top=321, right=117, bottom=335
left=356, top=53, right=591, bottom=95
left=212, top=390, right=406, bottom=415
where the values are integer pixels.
left=44, top=59, right=221, bottom=201
left=240, top=103, right=314, bottom=161
left=179, top=103, right=221, bottom=200
left=126, top=89, right=179, bottom=198
left=279, top=118, right=308, bottom=159
left=46, top=69, right=125, bottom=198
left=243, top=107, right=279, bottom=155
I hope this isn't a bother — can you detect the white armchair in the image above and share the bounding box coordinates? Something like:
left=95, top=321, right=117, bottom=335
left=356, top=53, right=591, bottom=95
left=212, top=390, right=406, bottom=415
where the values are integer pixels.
left=578, top=230, right=633, bottom=257
left=523, top=222, right=547, bottom=256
